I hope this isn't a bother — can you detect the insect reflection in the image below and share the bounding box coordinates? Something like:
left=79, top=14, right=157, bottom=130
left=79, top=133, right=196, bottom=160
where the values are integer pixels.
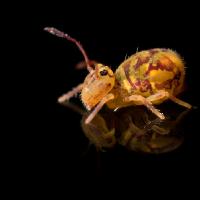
left=62, top=102, right=191, bottom=154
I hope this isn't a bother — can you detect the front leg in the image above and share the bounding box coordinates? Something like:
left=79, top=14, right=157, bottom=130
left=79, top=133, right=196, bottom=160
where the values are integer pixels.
left=85, top=93, right=115, bottom=124
left=124, top=94, right=165, bottom=120
left=58, top=83, right=84, bottom=103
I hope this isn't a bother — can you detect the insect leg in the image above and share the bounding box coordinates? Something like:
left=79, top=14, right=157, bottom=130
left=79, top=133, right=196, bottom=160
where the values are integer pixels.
left=146, top=90, right=169, bottom=104
left=146, top=90, right=192, bottom=109
left=124, top=95, right=165, bottom=120
left=85, top=93, right=115, bottom=124
left=169, top=95, right=192, bottom=109
left=58, top=83, right=84, bottom=103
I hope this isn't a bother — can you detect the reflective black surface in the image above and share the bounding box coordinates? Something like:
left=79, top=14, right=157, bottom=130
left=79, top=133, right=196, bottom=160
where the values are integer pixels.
left=67, top=102, right=193, bottom=153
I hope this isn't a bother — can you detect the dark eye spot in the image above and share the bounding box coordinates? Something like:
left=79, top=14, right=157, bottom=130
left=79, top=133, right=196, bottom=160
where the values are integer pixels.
left=100, top=69, right=108, bottom=76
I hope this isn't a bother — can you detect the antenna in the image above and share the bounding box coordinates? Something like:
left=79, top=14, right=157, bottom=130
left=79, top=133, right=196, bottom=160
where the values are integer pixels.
left=44, top=27, right=93, bottom=72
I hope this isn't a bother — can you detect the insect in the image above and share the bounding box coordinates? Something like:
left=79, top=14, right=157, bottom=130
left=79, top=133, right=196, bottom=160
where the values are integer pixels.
left=44, top=27, right=192, bottom=124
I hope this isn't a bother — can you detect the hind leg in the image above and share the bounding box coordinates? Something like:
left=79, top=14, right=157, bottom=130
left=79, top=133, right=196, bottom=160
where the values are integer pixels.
left=146, top=90, right=169, bottom=104
left=146, top=90, right=192, bottom=109
left=169, top=95, right=192, bottom=109
left=124, top=95, right=165, bottom=119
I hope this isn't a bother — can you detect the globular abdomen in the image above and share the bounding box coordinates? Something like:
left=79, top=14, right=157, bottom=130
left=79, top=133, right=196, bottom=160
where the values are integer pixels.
left=115, top=48, right=185, bottom=97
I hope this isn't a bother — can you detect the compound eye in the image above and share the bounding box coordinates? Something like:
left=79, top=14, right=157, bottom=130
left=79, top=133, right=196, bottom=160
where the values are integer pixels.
left=100, top=69, right=108, bottom=76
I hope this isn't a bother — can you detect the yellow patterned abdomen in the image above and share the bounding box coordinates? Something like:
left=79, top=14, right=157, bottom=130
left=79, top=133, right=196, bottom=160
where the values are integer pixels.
left=115, top=48, right=184, bottom=97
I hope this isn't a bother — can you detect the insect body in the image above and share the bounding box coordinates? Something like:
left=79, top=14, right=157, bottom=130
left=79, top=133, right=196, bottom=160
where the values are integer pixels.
left=45, top=27, right=192, bottom=124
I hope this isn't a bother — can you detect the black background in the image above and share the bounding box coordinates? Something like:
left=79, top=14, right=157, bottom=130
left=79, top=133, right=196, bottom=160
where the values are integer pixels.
left=27, top=1, right=200, bottom=193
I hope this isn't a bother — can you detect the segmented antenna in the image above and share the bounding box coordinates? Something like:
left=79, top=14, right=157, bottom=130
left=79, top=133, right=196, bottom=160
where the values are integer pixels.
left=44, top=27, right=93, bottom=72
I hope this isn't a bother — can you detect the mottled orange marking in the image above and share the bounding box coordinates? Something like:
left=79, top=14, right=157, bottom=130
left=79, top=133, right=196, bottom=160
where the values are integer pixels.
left=145, top=58, right=175, bottom=76
left=134, top=79, right=153, bottom=93
left=123, top=61, right=136, bottom=89
left=134, top=56, right=150, bottom=70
